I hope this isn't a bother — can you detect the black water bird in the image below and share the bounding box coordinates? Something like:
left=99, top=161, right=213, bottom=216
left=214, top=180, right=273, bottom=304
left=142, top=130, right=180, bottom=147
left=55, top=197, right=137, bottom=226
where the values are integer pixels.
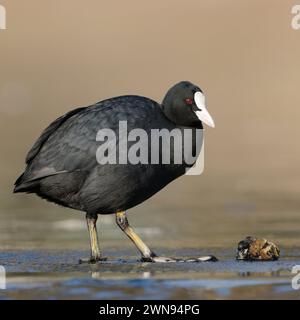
left=14, top=81, right=215, bottom=263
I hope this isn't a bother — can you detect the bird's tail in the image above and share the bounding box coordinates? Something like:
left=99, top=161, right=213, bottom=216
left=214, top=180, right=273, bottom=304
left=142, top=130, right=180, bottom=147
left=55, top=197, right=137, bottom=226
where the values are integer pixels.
left=13, top=172, right=35, bottom=193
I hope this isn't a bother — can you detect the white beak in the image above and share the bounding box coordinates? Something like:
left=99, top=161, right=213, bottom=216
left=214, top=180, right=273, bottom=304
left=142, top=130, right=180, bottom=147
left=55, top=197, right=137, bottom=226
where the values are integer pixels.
left=194, top=91, right=215, bottom=128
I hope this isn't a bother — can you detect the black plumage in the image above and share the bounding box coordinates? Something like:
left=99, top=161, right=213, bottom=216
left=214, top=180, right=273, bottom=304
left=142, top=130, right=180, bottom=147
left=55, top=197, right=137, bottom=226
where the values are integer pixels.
left=14, top=81, right=215, bottom=263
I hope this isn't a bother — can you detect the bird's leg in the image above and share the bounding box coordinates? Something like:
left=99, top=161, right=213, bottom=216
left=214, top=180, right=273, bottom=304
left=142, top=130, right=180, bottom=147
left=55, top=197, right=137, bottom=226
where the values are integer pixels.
left=115, top=211, right=218, bottom=263
left=115, top=211, right=176, bottom=262
left=79, top=213, right=106, bottom=264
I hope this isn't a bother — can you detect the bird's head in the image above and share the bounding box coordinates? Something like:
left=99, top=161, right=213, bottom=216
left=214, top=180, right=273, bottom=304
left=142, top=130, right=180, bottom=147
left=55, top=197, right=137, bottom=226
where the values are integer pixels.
left=162, top=81, right=215, bottom=128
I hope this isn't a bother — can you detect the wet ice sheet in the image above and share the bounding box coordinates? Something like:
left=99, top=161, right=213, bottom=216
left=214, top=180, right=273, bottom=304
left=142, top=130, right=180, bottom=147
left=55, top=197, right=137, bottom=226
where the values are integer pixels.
left=0, top=248, right=299, bottom=299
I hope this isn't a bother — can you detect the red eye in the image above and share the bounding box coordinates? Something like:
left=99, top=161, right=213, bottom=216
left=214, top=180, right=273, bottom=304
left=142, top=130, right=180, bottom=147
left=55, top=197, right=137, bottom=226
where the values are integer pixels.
left=185, top=98, right=193, bottom=105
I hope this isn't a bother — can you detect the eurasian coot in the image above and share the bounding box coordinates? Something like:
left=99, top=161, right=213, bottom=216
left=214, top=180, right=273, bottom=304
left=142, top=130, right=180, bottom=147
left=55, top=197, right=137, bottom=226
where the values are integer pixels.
left=14, top=81, right=215, bottom=263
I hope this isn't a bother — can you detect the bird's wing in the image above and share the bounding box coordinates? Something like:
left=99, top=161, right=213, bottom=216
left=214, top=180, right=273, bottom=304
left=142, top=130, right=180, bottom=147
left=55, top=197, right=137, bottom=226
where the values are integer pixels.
left=26, top=106, right=87, bottom=164
left=18, top=96, right=161, bottom=185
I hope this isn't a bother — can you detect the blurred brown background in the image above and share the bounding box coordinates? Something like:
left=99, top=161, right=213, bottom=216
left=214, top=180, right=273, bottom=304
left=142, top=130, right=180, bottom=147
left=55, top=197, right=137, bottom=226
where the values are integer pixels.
left=0, top=0, right=299, bottom=251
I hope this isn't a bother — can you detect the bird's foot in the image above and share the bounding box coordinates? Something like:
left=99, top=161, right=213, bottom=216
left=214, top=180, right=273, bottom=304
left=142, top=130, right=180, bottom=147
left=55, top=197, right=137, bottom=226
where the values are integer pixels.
left=79, top=256, right=107, bottom=264
left=141, top=255, right=177, bottom=263
left=141, top=255, right=218, bottom=263
left=188, top=255, right=218, bottom=262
